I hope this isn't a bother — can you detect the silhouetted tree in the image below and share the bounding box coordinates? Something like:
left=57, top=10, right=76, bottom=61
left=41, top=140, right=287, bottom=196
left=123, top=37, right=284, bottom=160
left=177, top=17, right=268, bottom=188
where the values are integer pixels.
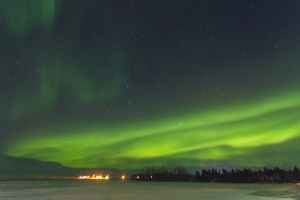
left=195, top=171, right=200, bottom=182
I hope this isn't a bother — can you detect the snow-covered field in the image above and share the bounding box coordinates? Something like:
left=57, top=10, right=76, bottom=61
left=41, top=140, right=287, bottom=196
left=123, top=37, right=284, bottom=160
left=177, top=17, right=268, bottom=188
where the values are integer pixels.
left=0, top=180, right=298, bottom=200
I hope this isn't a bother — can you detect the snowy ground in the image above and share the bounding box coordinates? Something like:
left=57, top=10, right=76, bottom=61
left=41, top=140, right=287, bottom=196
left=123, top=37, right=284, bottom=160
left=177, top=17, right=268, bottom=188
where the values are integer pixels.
left=0, top=180, right=299, bottom=200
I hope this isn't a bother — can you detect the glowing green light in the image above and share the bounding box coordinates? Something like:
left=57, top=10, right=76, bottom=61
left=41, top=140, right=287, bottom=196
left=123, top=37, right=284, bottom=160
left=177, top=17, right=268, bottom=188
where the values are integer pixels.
left=11, top=49, right=127, bottom=121
left=5, top=88, right=300, bottom=169
left=0, top=0, right=58, bottom=37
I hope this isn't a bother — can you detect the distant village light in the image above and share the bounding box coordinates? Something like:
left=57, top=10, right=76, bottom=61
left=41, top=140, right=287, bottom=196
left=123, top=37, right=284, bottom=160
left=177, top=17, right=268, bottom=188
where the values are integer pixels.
left=78, top=174, right=109, bottom=180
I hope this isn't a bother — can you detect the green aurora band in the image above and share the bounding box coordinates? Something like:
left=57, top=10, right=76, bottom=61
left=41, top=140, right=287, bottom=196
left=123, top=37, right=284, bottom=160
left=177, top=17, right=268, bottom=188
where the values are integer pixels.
left=0, top=0, right=58, bottom=37
left=5, top=87, right=300, bottom=169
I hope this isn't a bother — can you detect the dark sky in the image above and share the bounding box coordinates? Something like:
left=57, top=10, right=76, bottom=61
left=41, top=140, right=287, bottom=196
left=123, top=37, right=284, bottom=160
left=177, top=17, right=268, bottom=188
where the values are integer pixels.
left=1, top=0, right=300, bottom=170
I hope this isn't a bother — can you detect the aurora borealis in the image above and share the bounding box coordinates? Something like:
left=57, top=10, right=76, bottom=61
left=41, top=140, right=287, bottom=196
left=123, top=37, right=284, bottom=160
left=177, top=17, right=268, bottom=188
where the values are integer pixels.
left=1, top=0, right=300, bottom=170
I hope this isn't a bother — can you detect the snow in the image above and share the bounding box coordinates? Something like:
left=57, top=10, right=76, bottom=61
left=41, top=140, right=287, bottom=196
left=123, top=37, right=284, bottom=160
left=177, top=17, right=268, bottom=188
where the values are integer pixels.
left=0, top=180, right=298, bottom=200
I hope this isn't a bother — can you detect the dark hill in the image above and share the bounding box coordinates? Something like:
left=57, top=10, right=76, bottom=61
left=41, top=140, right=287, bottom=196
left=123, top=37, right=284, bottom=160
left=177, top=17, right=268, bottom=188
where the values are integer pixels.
left=0, top=155, right=123, bottom=178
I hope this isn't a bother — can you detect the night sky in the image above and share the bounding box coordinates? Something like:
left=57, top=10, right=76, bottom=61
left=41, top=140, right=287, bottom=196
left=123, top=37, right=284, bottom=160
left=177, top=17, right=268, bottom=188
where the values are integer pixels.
left=1, top=0, right=300, bottom=170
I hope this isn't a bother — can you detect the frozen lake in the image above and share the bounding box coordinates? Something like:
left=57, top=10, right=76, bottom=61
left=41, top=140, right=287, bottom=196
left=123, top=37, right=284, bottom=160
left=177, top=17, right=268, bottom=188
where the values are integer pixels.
left=0, top=180, right=299, bottom=200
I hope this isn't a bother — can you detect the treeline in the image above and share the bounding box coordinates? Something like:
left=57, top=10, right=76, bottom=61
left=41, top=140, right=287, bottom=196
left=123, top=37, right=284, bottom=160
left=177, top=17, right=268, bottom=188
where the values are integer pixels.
left=130, top=165, right=193, bottom=182
left=196, top=166, right=300, bottom=183
left=131, top=166, right=300, bottom=183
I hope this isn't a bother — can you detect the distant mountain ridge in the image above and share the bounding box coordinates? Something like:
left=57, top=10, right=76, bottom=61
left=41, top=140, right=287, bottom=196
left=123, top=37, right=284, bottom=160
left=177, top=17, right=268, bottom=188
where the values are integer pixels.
left=0, top=155, right=124, bottom=178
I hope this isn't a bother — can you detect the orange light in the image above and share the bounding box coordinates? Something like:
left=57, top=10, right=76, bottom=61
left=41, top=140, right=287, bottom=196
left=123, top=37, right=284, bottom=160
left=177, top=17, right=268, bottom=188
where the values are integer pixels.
left=121, top=175, right=125, bottom=180
left=96, top=175, right=102, bottom=179
left=78, top=174, right=109, bottom=180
